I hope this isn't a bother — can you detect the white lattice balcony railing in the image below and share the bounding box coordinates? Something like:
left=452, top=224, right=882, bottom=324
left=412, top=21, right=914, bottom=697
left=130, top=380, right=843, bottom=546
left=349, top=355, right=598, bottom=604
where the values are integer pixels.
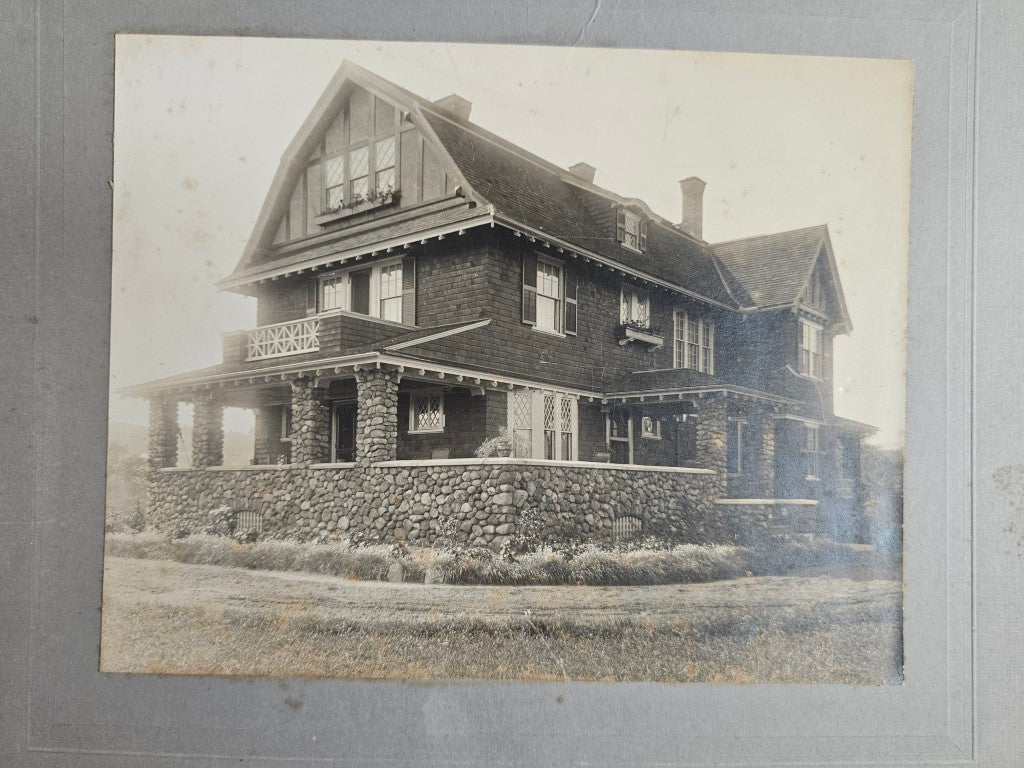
left=246, top=318, right=320, bottom=361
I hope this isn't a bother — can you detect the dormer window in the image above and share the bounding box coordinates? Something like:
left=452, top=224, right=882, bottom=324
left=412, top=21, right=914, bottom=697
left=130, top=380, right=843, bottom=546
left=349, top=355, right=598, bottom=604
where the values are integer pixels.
left=616, top=209, right=648, bottom=252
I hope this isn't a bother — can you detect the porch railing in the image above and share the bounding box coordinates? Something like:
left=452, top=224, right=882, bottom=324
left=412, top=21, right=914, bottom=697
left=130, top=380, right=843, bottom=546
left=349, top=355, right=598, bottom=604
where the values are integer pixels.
left=246, top=317, right=320, bottom=361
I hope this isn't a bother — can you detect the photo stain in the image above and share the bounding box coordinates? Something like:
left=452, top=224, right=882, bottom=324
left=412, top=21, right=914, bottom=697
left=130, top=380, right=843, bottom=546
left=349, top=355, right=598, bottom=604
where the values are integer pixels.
left=285, top=696, right=303, bottom=711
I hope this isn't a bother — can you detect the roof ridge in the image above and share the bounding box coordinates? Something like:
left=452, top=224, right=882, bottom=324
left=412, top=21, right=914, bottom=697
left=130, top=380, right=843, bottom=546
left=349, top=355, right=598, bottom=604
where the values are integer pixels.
left=712, top=223, right=827, bottom=248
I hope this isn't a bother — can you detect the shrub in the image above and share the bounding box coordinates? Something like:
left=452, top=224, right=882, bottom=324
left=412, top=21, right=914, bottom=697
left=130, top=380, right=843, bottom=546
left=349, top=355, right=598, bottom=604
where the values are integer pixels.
left=105, top=532, right=864, bottom=587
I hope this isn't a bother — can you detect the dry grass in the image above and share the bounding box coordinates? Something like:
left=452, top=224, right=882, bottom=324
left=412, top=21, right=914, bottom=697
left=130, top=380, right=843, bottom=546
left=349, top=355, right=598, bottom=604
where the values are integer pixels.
left=104, top=532, right=866, bottom=587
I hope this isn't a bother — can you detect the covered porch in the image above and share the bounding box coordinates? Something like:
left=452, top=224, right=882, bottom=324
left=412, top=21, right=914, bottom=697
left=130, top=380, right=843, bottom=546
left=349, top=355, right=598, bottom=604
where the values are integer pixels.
left=597, top=386, right=797, bottom=499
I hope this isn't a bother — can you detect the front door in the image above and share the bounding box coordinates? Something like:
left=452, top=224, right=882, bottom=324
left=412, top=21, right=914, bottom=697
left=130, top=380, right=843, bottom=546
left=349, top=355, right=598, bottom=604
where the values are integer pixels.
left=333, top=402, right=357, bottom=463
left=608, top=411, right=631, bottom=464
left=676, top=415, right=697, bottom=466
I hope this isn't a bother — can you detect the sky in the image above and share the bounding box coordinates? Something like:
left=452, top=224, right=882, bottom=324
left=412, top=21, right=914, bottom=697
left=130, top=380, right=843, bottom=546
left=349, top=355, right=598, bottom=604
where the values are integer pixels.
left=110, top=35, right=912, bottom=448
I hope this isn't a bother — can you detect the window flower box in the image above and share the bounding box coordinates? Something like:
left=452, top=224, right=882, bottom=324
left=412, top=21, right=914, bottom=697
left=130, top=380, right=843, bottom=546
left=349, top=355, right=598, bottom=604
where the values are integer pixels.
left=616, top=323, right=664, bottom=349
left=313, top=189, right=399, bottom=226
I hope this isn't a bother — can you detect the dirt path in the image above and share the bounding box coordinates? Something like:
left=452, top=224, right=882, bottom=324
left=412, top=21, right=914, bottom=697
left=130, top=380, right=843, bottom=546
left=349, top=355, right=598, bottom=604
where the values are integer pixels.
left=104, top=556, right=901, bottom=623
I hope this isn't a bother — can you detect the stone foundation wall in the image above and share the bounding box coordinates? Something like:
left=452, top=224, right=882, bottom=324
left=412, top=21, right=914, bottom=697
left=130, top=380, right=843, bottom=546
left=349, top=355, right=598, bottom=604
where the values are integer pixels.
left=712, top=501, right=819, bottom=546
left=149, top=461, right=732, bottom=547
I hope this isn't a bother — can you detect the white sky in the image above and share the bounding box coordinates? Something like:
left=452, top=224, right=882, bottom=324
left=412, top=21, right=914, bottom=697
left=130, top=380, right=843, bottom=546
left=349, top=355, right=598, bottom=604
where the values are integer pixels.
left=110, top=35, right=912, bottom=448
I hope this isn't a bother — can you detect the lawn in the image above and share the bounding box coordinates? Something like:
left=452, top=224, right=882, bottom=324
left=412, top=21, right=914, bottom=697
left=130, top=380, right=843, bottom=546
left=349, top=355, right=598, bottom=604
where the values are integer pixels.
left=101, top=556, right=902, bottom=684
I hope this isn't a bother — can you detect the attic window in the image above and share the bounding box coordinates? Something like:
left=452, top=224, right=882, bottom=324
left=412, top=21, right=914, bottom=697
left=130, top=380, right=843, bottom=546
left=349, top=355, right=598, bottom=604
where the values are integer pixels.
left=616, top=210, right=647, bottom=252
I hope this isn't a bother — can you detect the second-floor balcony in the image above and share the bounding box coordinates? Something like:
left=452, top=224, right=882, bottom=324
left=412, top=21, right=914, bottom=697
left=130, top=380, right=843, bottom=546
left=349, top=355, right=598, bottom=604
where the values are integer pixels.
left=245, top=317, right=320, bottom=361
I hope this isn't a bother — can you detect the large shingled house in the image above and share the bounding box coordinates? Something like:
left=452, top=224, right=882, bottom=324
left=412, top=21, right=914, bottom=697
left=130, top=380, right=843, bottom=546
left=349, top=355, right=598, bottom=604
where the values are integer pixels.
left=122, top=61, right=874, bottom=546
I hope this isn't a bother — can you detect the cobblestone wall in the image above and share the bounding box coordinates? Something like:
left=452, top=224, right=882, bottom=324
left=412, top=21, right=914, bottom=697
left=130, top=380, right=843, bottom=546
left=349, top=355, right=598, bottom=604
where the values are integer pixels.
left=148, top=461, right=735, bottom=547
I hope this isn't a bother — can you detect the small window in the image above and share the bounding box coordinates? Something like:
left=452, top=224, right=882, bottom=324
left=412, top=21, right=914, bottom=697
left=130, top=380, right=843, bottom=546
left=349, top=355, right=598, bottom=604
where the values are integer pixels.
left=726, top=419, right=747, bottom=474
left=799, top=319, right=824, bottom=378
left=280, top=405, right=293, bottom=442
left=616, top=210, right=647, bottom=252
left=641, top=416, right=661, bottom=439
left=620, top=286, right=650, bottom=328
left=409, top=393, right=444, bottom=433
left=803, top=424, right=820, bottom=479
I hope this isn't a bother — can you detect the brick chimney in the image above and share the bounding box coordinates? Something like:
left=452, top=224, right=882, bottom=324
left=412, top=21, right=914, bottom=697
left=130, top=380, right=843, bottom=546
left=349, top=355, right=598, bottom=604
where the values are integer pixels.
left=678, top=176, right=706, bottom=240
left=567, top=162, right=597, bottom=184
left=433, top=94, right=472, bottom=121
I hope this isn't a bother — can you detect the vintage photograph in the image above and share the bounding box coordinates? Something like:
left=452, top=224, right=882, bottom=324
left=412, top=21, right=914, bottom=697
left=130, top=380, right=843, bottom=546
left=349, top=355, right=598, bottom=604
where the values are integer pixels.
left=101, top=36, right=911, bottom=683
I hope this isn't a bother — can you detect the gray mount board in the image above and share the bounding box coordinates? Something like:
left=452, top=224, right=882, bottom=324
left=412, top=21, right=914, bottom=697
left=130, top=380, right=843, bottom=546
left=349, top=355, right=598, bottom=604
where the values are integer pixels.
left=2, top=0, right=1021, bottom=766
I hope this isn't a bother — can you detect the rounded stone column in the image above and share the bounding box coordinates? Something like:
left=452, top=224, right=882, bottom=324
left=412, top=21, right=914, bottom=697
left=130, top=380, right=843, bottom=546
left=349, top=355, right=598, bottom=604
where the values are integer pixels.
left=693, top=394, right=728, bottom=494
left=355, top=369, right=399, bottom=465
left=290, top=377, right=331, bottom=465
left=191, top=389, right=224, bottom=468
left=147, top=395, right=179, bottom=470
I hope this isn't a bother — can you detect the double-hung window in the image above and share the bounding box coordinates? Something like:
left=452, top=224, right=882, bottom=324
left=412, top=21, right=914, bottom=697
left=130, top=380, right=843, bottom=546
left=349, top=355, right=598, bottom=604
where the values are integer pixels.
left=620, top=286, right=650, bottom=328
left=672, top=311, right=714, bottom=373
left=409, top=392, right=444, bottom=433
left=803, top=424, right=821, bottom=479
left=799, top=319, right=824, bottom=378
left=378, top=262, right=403, bottom=322
left=536, top=259, right=563, bottom=334
left=522, top=253, right=577, bottom=335
left=318, top=258, right=407, bottom=324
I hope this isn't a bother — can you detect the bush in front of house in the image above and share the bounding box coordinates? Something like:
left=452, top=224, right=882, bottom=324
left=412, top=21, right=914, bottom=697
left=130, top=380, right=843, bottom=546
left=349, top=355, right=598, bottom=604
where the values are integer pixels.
left=104, top=532, right=860, bottom=587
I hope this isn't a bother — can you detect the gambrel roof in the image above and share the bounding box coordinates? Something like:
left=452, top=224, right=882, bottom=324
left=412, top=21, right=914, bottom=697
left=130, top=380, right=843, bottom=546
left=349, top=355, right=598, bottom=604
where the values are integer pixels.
left=225, top=60, right=851, bottom=329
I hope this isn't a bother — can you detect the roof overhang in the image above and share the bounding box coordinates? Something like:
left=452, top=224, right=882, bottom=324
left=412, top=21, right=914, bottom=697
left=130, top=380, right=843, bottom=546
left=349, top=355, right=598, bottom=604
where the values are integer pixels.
left=218, top=212, right=495, bottom=292
left=494, top=216, right=736, bottom=311
left=117, top=351, right=604, bottom=401
left=602, top=385, right=799, bottom=408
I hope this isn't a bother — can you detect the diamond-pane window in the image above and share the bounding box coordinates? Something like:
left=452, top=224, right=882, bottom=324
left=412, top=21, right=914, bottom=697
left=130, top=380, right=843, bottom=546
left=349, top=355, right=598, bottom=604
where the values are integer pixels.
left=325, top=156, right=345, bottom=208
left=350, top=146, right=369, bottom=199
left=375, top=137, right=396, bottom=193
left=410, top=395, right=444, bottom=433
